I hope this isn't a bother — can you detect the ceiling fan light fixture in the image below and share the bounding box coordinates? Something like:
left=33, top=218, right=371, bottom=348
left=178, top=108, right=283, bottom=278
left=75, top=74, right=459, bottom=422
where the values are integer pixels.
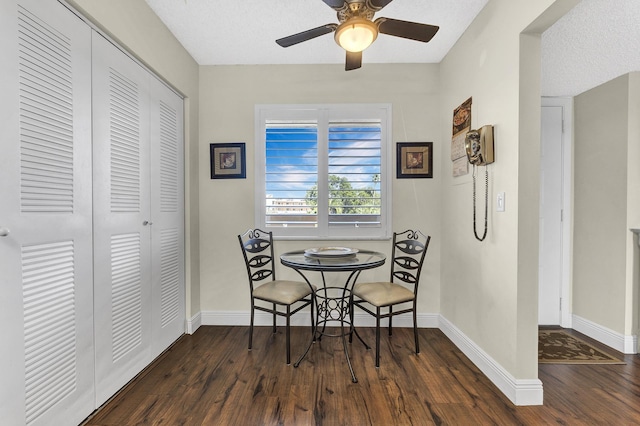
left=335, top=18, right=378, bottom=53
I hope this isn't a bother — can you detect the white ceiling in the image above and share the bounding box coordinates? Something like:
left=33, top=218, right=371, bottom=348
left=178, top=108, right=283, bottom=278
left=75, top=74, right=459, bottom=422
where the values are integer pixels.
left=542, top=0, right=640, bottom=97
left=145, top=0, right=640, bottom=98
left=144, top=0, right=488, bottom=65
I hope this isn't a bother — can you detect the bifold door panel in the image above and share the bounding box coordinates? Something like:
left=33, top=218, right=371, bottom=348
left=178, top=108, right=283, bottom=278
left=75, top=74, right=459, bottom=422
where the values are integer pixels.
left=0, top=1, right=185, bottom=424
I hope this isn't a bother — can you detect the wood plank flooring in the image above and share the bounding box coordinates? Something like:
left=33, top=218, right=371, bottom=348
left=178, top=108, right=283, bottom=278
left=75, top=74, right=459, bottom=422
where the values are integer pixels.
left=82, top=326, right=640, bottom=425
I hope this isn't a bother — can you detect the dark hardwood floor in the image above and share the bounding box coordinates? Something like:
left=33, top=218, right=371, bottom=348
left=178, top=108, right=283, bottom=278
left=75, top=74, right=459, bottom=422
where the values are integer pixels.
left=83, top=326, right=640, bottom=425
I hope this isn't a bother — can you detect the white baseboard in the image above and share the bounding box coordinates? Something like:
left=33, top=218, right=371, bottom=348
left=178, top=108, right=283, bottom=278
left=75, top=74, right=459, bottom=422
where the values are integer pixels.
left=186, top=311, right=201, bottom=334
left=572, top=314, right=637, bottom=354
left=438, top=317, right=543, bottom=406
left=197, top=310, right=439, bottom=329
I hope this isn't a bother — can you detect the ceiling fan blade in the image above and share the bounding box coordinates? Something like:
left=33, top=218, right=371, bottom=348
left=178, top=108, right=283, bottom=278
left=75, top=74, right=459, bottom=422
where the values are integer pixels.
left=375, top=18, right=439, bottom=43
left=321, top=0, right=345, bottom=9
left=276, top=24, right=338, bottom=47
left=368, top=0, right=394, bottom=10
left=345, top=51, right=362, bottom=71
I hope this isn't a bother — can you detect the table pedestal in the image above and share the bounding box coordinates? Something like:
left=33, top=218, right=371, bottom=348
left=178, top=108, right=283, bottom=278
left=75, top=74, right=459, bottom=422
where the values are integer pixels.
left=294, top=282, right=370, bottom=383
left=280, top=250, right=386, bottom=383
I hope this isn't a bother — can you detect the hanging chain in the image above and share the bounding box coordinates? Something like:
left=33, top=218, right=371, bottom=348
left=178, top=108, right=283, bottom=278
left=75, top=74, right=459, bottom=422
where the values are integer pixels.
left=472, top=164, right=489, bottom=241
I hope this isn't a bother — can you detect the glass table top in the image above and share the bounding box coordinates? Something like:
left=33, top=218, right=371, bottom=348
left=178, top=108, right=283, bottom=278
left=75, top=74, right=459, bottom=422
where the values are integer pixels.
left=280, top=249, right=386, bottom=272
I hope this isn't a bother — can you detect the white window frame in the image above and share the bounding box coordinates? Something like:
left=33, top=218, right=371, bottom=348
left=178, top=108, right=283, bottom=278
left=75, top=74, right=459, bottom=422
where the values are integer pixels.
left=255, top=103, right=392, bottom=240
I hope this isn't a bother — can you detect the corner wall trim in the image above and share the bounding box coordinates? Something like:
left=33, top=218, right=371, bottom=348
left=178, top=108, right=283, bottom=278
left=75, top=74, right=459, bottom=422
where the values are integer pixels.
left=187, top=311, right=202, bottom=334
left=438, top=316, right=544, bottom=406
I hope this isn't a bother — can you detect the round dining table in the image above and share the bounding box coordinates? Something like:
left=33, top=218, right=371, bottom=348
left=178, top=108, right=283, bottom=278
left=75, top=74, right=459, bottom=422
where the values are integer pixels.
left=280, top=248, right=386, bottom=383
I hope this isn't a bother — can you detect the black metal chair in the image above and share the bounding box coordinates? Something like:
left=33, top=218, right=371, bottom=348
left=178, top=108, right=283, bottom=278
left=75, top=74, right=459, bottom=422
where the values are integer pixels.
left=350, top=229, right=431, bottom=367
left=238, top=228, right=315, bottom=364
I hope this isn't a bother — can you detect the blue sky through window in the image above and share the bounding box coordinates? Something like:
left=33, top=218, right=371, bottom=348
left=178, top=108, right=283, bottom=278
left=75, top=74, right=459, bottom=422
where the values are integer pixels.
left=266, top=126, right=318, bottom=202
left=265, top=125, right=381, bottom=202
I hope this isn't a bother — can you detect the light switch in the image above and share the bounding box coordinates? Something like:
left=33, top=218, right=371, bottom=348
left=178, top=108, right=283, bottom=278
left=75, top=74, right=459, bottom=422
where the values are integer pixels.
left=497, top=192, right=505, bottom=212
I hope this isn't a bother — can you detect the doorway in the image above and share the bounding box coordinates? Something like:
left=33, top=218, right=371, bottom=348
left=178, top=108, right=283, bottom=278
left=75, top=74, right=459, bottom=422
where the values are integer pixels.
left=539, top=97, right=572, bottom=327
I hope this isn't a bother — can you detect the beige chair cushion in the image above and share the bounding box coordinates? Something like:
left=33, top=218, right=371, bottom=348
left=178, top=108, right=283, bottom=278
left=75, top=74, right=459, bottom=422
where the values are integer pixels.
left=253, top=280, right=316, bottom=305
left=352, top=281, right=415, bottom=307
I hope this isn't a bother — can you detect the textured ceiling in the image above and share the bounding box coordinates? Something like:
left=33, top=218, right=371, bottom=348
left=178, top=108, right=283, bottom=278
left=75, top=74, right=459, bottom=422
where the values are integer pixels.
left=541, top=0, right=640, bottom=97
left=144, top=0, right=488, bottom=65
left=145, top=0, right=640, bottom=98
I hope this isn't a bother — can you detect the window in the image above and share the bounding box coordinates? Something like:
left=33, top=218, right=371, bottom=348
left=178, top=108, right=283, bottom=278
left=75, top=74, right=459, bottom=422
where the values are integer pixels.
left=255, top=104, right=392, bottom=239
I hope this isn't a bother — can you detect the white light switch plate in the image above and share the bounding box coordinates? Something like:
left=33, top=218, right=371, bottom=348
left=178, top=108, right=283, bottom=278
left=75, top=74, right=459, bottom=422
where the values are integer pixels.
left=497, top=192, right=505, bottom=212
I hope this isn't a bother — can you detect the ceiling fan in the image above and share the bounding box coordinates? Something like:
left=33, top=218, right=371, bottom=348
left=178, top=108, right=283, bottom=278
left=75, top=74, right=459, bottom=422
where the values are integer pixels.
left=276, top=0, right=440, bottom=71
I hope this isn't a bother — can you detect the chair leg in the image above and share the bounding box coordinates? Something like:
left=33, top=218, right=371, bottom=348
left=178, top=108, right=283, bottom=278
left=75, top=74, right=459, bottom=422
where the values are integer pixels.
left=249, top=302, right=255, bottom=350
left=348, top=293, right=354, bottom=343
left=272, top=303, right=277, bottom=334
left=413, top=304, right=420, bottom=354
left=286, top=305, right=291, bottom=365
left=310, top=296, right=315, bottom=342
left=388, top=305, right=393, bottom=336
left=375, top=307, right=381, bottom=368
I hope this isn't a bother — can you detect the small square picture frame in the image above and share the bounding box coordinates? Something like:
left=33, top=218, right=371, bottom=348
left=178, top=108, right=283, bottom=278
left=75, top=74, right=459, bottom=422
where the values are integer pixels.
left=210, top=142, right=246, bottom=179
left=396, top=142, right=433, bottom=179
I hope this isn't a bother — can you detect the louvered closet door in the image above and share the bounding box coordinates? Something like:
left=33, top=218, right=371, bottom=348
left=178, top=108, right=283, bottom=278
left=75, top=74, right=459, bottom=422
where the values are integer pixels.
left=91, top=33, right=153, bottom=406
left=149, top=78, right=185, bottom=358
left=0, top=0, right=95, bottom=425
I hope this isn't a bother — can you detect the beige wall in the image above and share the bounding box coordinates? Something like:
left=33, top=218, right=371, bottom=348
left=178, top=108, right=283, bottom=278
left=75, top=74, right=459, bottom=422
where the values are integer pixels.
left=628, top=72, right=640, bottom=336
left=198, top=64, right=442, bottom=314
left=438, top=0, right=575, bottom=379
left=574, top=73, right=640, bottom=336
left=65, top=0, right=202, bottom=318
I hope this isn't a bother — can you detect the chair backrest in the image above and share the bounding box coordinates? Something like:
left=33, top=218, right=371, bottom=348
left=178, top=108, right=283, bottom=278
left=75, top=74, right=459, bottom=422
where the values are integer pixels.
left=389, top=229, right=431, bottom=294
left=238, top=228, right=276, bottom=292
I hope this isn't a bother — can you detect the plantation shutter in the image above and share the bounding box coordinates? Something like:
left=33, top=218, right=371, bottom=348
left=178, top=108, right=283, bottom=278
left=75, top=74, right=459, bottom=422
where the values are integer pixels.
left=256, top=104, right=391, bottom=239
left=265, top=121, right=318, bottom=228
left=327, top=120, right=382, bottom=228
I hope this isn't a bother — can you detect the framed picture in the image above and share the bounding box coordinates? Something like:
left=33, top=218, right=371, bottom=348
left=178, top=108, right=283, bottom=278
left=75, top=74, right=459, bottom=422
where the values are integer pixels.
left=396, top=142, right=433, bottom=179
left=452, top=97, right=472, bottom=137
left=210, top=143, right=246, bottom=179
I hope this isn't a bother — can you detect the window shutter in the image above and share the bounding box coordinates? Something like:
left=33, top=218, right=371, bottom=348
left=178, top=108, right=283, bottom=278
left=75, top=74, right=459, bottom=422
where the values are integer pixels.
left=327, top=121, right=382, bottom=228
left=256, top=104, right=391, bottom=239
left=265, top=121, right=318, bottom=228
